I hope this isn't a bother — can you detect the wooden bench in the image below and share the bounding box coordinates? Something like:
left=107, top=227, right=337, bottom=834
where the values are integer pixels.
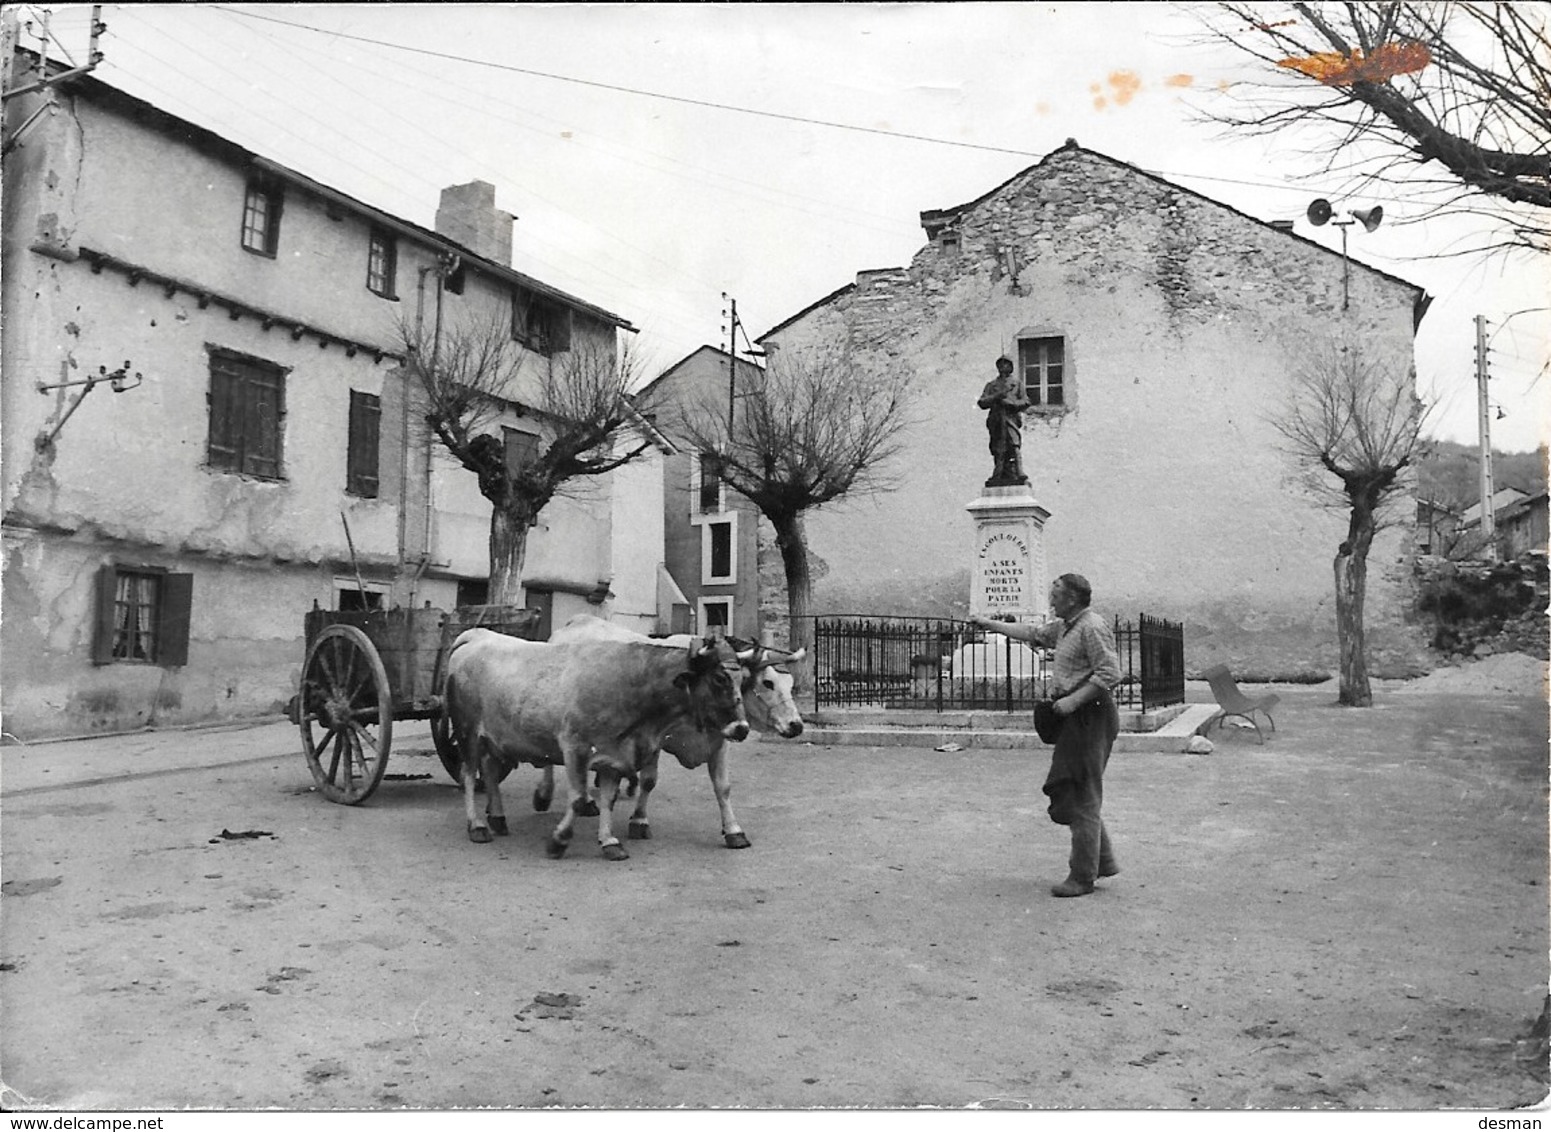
left=1201, top=664, right=1280, bottom=744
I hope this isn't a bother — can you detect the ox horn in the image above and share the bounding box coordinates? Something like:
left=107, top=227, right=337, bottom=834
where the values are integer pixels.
left=786, top=647, right=806, bottom=662
left=735, top=645, right=758, bottom=663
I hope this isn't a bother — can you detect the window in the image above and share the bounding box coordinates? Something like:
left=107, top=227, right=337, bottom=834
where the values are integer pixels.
left=240, top=179, right=282, bottom=256
left=701, top=515, right=736, bottom=584
left=940, top=232, right=961, bottom=255
left=347, top=391, right=380, bottom=498
left=444, top=262, right=466, bottom=295
left=699, top=598, right=732, bottom=639
left=367, top=229, right=398, bottom=298
left=1018, top=335, right=1067, bottom=410
left=512, top=287, right=572, bottom=356
left=336, top=581, right=386, bottom=611
left=456, top=578, right=490, bottom=608
left=697, top=452, right=724, bottom=513
left=93, top=566, right=193, bottom=666
left=208, top=349, right=286, bottom=479
left=504, top=427, right=541, bottom=478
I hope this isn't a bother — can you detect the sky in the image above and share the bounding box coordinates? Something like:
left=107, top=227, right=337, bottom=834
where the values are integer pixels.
left=21, top=1, right=1551, bottom=453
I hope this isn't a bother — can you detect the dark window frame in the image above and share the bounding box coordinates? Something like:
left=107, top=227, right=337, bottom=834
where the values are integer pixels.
left=207, top=347, right=288, bottom=481
left=367, top=227, right=398, bottom=298
left=512, top=286, right=573, bottom=357
left=347, top=390, right=381, bottom=498
left=240, top=178, right=283, bottom=257
left=93, top=564, right=193, bottom=666
left=1017, top=334, right=1069, bottom=412
left=697, top=452, right=724, bottom=514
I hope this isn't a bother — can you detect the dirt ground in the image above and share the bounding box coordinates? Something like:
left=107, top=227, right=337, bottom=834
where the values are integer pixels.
left=1, top=660, right=1547, bottom=1112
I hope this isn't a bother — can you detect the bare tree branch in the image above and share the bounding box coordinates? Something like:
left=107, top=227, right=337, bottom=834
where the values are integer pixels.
left=1182, top=1, right=1551, bottom=254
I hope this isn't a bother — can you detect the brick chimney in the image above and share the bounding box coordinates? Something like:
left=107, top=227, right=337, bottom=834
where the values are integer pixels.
left=435, top=181, right=514, bottom=267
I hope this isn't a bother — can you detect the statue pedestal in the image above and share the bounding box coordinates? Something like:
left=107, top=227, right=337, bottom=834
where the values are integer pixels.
left=966, top=485, right=1051, bottom=620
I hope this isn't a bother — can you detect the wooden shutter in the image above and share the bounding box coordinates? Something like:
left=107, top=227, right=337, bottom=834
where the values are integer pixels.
left=92, top=565, right=118, bottom=664
left=243, top=366, right=284, bottom=478
left=348, top=391, right=381, bottom=497
left=156, top=573, right=194, bottom=667
left=207, top=361, right=241, bottom=470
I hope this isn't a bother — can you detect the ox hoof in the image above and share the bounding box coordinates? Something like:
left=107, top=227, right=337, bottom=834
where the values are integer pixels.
left=723, top=831, right=752, bottom=849
left=532, top=790, right=551, bottom=813
left=575, top=799, right=600, bottom=817
left=488, top=815, right=509, bottom=836
left=468, top=825, right=493, bottom=844
left=601, top=842, right=630, bottom=862
left=544, top=836, right=570, bottom=859
left=628, top=819, right=652, bottom=840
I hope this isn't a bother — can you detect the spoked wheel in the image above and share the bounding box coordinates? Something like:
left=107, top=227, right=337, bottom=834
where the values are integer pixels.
left=298, top=624, right=392, bottom=804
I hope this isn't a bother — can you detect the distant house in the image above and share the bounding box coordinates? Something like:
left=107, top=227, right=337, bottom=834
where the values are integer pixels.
left=1, top=49, right=661, bottom=738
left=757, top=140, right=1433, bottom=675
left=1456, top=487, right=1548, bottom=560
left=640, top=345, right=766, bottom=640
left=1416, top=498, right=1460, bottom=557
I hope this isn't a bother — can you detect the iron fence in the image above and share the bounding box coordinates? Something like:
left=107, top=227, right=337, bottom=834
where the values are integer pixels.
left=806, top=613, right=1184, bottom=714
left=1111, top=613, right=1185, bottom=712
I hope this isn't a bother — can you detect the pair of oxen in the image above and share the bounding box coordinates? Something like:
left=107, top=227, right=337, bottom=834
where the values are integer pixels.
left=443, top=615, right=804, bottom=861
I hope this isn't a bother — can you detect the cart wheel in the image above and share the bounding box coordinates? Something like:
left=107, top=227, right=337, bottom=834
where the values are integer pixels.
left=431, top=714, right=511, bottom=787
left=298, top=624, right=392, bottom=804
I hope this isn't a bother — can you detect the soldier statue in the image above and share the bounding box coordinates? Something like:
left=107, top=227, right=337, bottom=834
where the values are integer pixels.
left=978, top=356, right=1031, bottom=487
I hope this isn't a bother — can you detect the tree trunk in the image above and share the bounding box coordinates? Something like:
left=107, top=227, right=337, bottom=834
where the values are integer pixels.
left=771, top=511, right=814, bottom=692
left=488, top=504, right=530, bottom=608
left=1333, top=515, right=1375, bottom=707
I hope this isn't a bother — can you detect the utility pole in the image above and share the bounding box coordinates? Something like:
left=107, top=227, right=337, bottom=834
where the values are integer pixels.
left=1475, top=314, right=1497, bottom=561
left=722, top=292, right=738, bottom=433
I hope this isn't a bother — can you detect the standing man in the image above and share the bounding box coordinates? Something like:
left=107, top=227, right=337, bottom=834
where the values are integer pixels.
left=971, top=573, right=1122, bottom=897
left=977, top=355, right=1031, bottom=486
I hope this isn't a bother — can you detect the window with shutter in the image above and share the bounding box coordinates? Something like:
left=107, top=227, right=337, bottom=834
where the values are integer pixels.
left=503, top=427, right=541, bottom=479
left=347, top=391, right=381, bottom=498
left=92, top=565, right=193, bottom=666
left=207, top=349, right=286, bottom=480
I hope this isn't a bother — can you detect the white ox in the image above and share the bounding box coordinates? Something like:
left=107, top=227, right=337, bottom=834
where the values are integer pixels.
left=547, top=614, right=805, bottom=848
left=443, top=628, right=751, bottom=861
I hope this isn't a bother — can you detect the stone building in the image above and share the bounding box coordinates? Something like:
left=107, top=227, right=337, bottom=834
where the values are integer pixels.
left=758, top=140, right=1434, bottom=677
left=1, top=50, right=661, bottom=738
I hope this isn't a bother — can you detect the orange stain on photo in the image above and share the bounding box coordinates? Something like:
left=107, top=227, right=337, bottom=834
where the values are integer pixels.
left=1107, top=70, right=1142, bottom=106
left=1164, top=73, right=1194, bottom=88
left=1278, top=40, right=1432, bottom=85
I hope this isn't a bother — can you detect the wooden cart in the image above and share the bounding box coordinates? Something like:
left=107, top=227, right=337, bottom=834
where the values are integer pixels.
left=291, top=603, right=542, bottom=804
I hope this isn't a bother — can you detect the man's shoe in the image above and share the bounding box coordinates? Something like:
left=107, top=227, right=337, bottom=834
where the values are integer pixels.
left=1051, top=878, right=1095, bottom=898
left=1098, top=864, right=1120, bottom=879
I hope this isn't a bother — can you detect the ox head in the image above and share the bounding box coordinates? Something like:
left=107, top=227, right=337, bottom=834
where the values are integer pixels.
left=678, top=637, right=754, bottom=741
left=726, top=639, right=805, bottom=738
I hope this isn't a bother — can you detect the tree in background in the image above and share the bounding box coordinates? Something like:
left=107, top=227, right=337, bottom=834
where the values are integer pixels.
left=398, top=307, right=657, bottom=606
left=671, top=347, right=915, bottom=682
left=1272, top=335, right=1431, bottom=706
left=1188, top=1, right=1551, bottom=255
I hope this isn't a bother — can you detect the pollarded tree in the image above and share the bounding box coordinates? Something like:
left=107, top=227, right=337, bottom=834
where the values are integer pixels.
left=1272, top=335, right=1431, bottom=706
left=397, top=306, right=658, bottom=606
left=1187, top=1, right=1551, bottom=255
left=670, top=346, right=915, bottom=677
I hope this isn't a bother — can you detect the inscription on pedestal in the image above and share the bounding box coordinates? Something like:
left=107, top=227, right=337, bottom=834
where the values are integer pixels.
left=966, top=488, right=1050, bottom=620
left=980, top=529, right=1031, bottom=612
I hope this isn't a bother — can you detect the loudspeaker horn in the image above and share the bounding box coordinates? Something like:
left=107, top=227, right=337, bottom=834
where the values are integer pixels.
left=1306, top=198, right=1333, bottom=226
left=1351, top=205, right=1384, bottom=232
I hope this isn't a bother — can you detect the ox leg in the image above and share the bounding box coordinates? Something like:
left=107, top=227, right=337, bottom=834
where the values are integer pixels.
left=628, top=750, right=660, bottom=841
left=592, top=766, right=629, bottom=861
left=545, top=756, right=589, bottom=858
left=464, top=740, right=492, bottom=844
left=533, top=765, right=554, bottom=812
left=484, top=749, right=508, bottom=836
left=708, top=745, right=751, bottom=849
